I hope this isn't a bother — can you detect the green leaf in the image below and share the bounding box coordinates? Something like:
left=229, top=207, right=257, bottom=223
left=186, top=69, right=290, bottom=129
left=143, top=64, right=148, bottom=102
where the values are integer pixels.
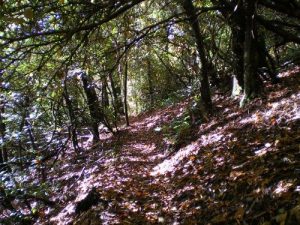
left=31, top=207, right=38, bottom=214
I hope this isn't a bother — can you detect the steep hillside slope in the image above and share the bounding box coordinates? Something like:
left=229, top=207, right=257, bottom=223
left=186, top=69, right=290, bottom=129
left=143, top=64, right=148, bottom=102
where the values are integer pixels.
left=46, top=67, right=299, bottom=225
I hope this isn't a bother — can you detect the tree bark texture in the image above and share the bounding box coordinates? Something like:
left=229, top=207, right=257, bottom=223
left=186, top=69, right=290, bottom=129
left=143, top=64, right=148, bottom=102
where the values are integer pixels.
left=123, top=57, right=130, bottom=126
left=101, top=75, right=110, bottom=108
left=147, top=58, right=154, bottom=108
left=0, top=99, right=8, bottom=170
left=81, top=73, right=102, bottom=143
left=242, top=0, right=262, bottom=105
left=63, top=79, right=80, bottom=151
left=182, top=0, right=213, bottom=112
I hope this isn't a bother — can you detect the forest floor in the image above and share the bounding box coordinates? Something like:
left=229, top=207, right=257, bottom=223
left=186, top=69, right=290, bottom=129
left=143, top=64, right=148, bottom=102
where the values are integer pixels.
left=44, top=67, right=300, bottom=225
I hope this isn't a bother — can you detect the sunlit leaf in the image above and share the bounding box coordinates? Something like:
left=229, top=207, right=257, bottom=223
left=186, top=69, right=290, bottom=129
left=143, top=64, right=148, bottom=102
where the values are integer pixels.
left=158, top=217, right=165, bottom=223
left=189, top=155, right=196, bottom=161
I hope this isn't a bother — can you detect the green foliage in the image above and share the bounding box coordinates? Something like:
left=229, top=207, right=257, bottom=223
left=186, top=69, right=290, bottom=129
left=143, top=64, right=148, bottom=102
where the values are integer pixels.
left=157, top=89, right=188, bottom=108
left=102, top=105, right=118, bottom=128
left=0, top=170, right=52, bottom=224
left=162, top=111, right=192, bottom=151
left=280, top=43, right=300, bottom=65
left=0, top=0, right=299, bottom=222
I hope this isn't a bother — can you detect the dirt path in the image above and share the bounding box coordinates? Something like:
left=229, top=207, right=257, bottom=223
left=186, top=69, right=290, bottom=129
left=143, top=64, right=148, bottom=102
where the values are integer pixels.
left=50, top=102, right=188, bottom=224
left=49, top=67, right=300, bottom=225
left=91, top=104, right=190, bottom=224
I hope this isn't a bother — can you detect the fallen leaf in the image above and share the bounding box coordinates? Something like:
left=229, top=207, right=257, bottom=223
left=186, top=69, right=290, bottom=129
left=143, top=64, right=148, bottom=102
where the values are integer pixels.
left=234, top=206, right=245, bottom=220
left=211, top=212, right=228, bottom=224
left=275, top=212, right=287, bottom=225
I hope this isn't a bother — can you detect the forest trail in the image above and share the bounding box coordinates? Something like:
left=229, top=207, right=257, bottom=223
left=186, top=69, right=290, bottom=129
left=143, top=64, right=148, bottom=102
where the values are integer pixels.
left=2, top=2, right=300, bottom=224
left=50, top=100, right=189, bottom=224
left=48, top=67, right=300, bottom=225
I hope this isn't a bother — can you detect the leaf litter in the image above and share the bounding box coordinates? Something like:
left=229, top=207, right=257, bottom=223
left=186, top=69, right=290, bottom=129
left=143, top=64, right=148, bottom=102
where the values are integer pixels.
left=32, top=67, right=300, bottom=224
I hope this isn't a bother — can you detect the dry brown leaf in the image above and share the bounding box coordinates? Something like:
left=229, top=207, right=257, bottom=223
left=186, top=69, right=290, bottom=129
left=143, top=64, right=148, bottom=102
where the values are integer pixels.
left=234, top=206, right=245, bottom=220
left=271, top=117, right=277, bottom=125
left=190, top=155, right=196, bottom=161
left=275, top=212, right=287, bottom=225
left=211, top=212, right=228, bottom=224
left=230, top=171, right=245, bottom=180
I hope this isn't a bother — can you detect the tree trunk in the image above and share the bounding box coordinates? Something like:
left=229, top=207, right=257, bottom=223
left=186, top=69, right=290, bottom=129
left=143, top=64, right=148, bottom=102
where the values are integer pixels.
left=123, top=57, right=130, bottom=126
left=108, top=69, right=123, bottom=130
left=241, top=0, right=262, bottom=106
left=109, top=69, right=123, bottom=116
left=231, top=24, right=245, bottom=97
left=63, top=79, right=80, bottom=152
left=101, top=75, right=110, bottom=108
left=0, top=99, right=8, bottom=171
left=232, top=27, right=245, bottom=90
left=230, top=0, right=246, bottom=89
left=182, top=0, right=213, bottom=112
left=256, top=34, right=279, bottom=83
left=210, top=0, right=245, bottom=91
left=18, top=96, right=37, bottom=167
left=147, top=58, right=154, bottom=108
left=81, top=72, right=102, bottom=143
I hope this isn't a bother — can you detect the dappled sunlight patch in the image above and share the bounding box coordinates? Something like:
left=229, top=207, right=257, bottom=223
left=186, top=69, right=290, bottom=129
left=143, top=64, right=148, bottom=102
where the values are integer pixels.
left=99, top=132, right=114, bottom=141
left=199, top=131, right=226, bottom=146
left=148, top=153, right=165, bottom=162
left=229, top=170, right=246, bottom=181
left=214, top=155, right=226, bottom=167
left=151, top=141, right=199, bottom=175
left=129, top=127, right=139, bottom=133
left=224, top=111, right=240, bottom=121
left=76, top=169, right=103, bottom=192
left=278, top=66, right=300, bottom=78
left=145, top=212, right=163, bottom=224
left=265, top=92, right=300, bottom=122
left=120, top=156, right=151, bottom=165
left=239, top=90, right=299, bottom=129
left=253, top=142, right=275, bottom=156
left=146, top=121, right=158, bottom=129
left=151, top=128, right=231, bottom=176
left=50, top=203, right=75, bottom=225
left=132, top=115, right=160, bottom=128
left=130, top=102, right=189, bottom=132
left=253, top=147, right=271, bottom=157
left=132, top=143, right=156, bottom=153
left=272, top=180, right=295, bottom=198
left=239, top=112, right=261, bottom=125
left=43, top=68, right=300, bottom=224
